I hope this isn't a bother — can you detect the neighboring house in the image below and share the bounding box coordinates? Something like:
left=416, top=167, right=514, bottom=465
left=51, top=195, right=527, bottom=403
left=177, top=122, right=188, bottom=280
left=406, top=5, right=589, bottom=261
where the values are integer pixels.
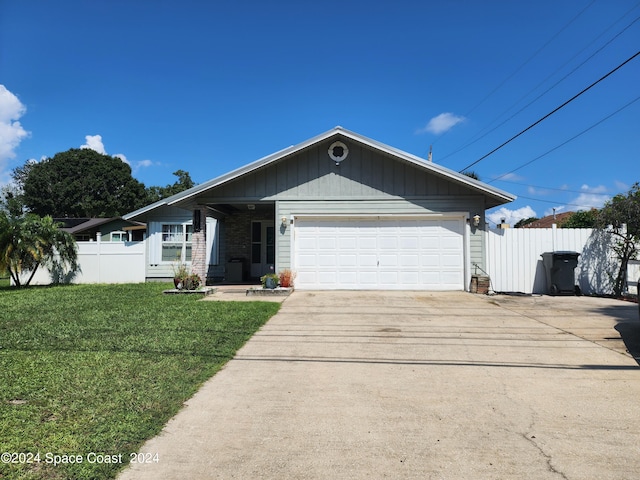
left=56, top=217, right=146, bottom=242
left=124, top=127, right=515, bottom=290
left=521, top=212, right=574, bottom=228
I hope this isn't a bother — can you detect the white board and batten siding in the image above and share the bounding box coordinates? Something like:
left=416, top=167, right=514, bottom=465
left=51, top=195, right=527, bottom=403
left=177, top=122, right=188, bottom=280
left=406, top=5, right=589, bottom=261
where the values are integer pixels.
left=146, top=214, right=218, bottom=280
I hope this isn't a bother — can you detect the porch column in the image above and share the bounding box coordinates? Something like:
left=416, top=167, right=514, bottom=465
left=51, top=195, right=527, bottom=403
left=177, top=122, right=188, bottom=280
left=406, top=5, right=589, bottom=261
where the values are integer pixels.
left=191, top=206, right=207, bottom=285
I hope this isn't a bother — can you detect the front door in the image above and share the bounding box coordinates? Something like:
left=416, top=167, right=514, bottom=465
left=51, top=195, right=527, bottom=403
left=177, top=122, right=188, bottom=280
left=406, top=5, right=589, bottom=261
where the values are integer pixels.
left=250, top=221, right=275, bottom=278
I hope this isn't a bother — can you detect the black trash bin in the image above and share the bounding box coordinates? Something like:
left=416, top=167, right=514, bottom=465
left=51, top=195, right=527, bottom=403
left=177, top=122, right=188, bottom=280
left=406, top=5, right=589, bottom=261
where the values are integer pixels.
left=226, top=257, right=246, bottom=283
left=540, top=251, right=581, bottom=295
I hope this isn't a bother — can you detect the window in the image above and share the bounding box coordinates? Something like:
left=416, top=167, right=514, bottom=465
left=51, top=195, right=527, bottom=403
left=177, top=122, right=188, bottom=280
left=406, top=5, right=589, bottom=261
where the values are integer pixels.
left=161, top=223, right=193, bottom=262
left=110, top=231, right=128, bottom=242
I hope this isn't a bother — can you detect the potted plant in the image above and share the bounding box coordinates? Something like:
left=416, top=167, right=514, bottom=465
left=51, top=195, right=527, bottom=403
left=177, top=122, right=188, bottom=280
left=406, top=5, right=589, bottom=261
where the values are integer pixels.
left=173, top=263, right=189, bottom=289
left=172, top=263, right=201, bottom=290
left=261, top=273, right=280, bottom=289
left=183, top=273, right=201, bottom=290
left=278, top=268, right=296, bottom=288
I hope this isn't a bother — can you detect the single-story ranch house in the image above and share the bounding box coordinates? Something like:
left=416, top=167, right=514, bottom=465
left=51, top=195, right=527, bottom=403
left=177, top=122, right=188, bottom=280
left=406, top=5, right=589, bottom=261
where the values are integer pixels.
left=124, top=127, right=515, bottom=290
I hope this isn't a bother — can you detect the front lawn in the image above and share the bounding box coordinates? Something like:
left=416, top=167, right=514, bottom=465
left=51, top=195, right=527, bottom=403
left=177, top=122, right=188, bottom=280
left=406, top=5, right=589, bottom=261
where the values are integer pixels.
left=0, top=283, right=280, bottom=480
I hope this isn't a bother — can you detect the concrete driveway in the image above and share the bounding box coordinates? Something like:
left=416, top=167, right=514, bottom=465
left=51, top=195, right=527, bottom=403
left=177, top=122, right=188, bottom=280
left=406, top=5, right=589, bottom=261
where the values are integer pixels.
left=118, top=291, right=640, bottom=480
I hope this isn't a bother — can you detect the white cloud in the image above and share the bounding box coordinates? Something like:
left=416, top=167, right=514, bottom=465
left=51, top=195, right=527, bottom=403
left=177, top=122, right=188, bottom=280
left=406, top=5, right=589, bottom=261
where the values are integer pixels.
left=580, top=184, right=607, bottom=194
left=0, top=85, right=30, bottom=168
left=528, top=186, right=548, bottom=196
left=113, top=153, right=130, bottom=165
left=137, top=159, right=153, bottom=168
left=80, top=134, right=107, bottom=154
left=79, top=135, right=137, bottom=168
left=496, top=172, right=524, bottom=182
left=486, top=206, right=537, bottom=227
left=570, top=184, right=609, bottom=210
left=417, top=112, right=466, bottom=135
left=614, top=181, right=629, bottom=193
left=571, top=193, right=609, bottom=210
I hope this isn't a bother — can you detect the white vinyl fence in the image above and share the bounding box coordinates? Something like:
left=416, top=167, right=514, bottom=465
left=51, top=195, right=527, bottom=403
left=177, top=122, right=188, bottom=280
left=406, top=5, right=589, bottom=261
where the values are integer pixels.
left=485, top=226, right=634, bottom=295
left=19, top=236, right=146, bottom=285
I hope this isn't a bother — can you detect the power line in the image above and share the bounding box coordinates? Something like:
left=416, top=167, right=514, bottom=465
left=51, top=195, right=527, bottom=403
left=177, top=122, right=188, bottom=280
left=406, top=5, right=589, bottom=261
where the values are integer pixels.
left=458, top=50, right=640, bottom=173
left=515, top=194, right=607, bottom=209
left=492, top=179, right=611, bottom=196
left=488, top=94, right=640, bottom=182
left=460, top=0, right=597, bottom=119
left=440, top=10, right=640, bottom=164
left=426, top=0, right=597, bottom=155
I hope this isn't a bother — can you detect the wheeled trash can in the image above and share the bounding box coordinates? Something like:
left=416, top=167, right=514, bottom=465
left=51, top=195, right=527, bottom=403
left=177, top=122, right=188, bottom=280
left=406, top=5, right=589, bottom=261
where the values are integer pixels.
left=540, top=251, right=581, bottom=295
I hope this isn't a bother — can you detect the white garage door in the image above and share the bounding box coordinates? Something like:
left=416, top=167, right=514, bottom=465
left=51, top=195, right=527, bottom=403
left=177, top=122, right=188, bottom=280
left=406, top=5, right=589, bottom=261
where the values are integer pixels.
left=294, top=217, right=465, bottom=290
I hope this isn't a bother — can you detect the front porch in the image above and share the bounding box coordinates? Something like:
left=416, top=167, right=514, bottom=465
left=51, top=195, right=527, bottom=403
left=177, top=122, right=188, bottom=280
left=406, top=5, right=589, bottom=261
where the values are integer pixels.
left=195, top=203, right=279, bottom=284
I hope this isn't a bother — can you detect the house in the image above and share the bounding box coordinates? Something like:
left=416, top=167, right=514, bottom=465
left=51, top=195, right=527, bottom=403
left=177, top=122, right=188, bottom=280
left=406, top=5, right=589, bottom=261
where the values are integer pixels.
left=520, top=212, right=574, bottom=229
left=124, top=127, right=516, bottom=290
left=56, top=217, right=146, bottom=242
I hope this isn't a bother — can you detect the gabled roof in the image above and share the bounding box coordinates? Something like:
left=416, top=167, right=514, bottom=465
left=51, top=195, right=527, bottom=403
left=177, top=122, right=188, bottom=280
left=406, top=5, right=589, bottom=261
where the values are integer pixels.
left=125, top=126, right=515, bottom=219
left=58, top=217, right=145, bottom=233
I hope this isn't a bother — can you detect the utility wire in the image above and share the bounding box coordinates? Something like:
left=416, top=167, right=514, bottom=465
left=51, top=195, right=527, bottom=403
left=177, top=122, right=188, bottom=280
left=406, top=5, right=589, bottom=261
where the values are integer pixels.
left=456, top=0, right=597, bottom=119
left=514, top=194, right=607, bottom=208
left=493, top=180, right=611, bottom=196
left=441, top=10, right=640, bottom=163
left=488, top=94, right=640, bottom=182
left=458, top=50, right=640, bottom=173
left=426, top=0, right=597, bottom=155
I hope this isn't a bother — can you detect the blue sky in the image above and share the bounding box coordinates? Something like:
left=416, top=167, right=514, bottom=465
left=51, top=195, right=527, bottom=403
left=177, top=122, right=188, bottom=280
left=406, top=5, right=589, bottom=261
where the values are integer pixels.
left=1, top=0, right=638, bottom=226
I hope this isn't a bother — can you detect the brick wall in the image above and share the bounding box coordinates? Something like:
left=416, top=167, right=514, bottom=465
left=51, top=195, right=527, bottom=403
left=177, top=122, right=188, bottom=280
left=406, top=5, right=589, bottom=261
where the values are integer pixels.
left=223, top=210, right=273, bottom=262
left=190, top=207, right=207, bottom=284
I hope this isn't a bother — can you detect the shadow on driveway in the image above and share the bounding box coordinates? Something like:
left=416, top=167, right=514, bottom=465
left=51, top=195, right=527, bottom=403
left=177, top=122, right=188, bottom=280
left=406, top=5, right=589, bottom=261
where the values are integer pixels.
left=590, top=299, right=640, bottom=365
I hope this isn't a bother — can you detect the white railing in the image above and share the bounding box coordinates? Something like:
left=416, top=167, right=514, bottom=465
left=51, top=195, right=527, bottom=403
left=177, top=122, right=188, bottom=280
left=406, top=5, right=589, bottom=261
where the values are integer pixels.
left=485, top=225, right=635, bottom=295
left=19, top=233, right=146, bottom=285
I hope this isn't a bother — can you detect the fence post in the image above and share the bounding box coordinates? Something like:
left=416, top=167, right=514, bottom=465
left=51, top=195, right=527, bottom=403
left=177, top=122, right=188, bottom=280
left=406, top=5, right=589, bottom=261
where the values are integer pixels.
left=96, top=232, right=102, bottom=283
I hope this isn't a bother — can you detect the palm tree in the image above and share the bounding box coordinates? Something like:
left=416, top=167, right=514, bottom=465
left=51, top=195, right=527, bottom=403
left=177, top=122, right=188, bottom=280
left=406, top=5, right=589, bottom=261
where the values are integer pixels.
left=0, top=212, right=78, bottom=287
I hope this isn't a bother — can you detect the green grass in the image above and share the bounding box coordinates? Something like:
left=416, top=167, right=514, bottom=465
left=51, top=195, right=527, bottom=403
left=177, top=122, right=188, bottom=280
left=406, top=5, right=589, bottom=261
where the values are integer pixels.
left=0, top=283, right=280, bottom=480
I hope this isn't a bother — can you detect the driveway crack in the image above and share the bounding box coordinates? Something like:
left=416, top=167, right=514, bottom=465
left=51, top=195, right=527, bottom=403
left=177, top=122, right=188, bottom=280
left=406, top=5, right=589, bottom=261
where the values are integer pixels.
left=521, top=431, right=569, bottom=480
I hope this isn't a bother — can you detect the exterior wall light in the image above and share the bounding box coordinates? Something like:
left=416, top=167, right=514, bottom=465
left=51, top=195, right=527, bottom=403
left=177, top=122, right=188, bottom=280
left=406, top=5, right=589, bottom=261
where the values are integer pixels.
left=281, top=216, right=288, bottom=227
left=473, top=214, right=481, bottom=227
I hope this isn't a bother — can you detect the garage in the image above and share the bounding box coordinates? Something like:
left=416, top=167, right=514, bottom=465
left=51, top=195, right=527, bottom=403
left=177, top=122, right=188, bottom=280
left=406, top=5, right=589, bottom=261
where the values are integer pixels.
left=293, top=217, right=466, bottom=290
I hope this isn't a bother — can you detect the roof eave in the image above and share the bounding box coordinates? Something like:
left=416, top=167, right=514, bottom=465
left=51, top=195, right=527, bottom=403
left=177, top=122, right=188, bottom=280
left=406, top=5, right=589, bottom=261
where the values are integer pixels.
left=131, top=126, right=515, bottom=213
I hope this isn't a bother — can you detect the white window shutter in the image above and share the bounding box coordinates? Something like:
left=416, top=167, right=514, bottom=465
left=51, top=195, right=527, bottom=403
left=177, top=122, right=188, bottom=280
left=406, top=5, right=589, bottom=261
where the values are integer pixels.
left=206, top=218, right=218, bottom=265
left=148, top=222, right=161, bottom=264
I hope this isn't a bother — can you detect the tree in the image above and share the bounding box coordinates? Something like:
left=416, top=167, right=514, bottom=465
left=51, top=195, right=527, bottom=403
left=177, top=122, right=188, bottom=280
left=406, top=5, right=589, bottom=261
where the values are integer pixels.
left=514, top=217, right=539, bottom=228
left=0, top=212, right=78, bottom=287
left=18, top=149, right=150, bottom=217
left=461, top=170, right=480, bottom=180
left=0, top=184, right=25, bottom=217
left=596, top=183, right=640, bottom=296
left=561, top=209, right=599, bottom=228
left=146, top=170, right=195, bottom=201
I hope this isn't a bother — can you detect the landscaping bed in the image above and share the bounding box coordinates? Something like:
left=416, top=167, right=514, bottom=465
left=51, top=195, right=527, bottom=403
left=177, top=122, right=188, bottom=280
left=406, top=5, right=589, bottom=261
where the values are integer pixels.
left=0, top=283, right=279, bottom=480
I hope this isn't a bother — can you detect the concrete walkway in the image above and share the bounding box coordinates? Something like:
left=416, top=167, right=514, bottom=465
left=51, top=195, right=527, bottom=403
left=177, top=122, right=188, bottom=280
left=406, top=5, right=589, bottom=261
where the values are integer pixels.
left=118, top=291, right=640, bottom=479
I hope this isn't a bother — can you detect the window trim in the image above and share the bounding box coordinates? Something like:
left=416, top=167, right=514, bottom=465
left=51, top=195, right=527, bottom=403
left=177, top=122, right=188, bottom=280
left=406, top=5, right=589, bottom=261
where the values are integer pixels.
left=160, top=222, right=193, bottom=263
left=110, top=231, right=129, bottom=242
